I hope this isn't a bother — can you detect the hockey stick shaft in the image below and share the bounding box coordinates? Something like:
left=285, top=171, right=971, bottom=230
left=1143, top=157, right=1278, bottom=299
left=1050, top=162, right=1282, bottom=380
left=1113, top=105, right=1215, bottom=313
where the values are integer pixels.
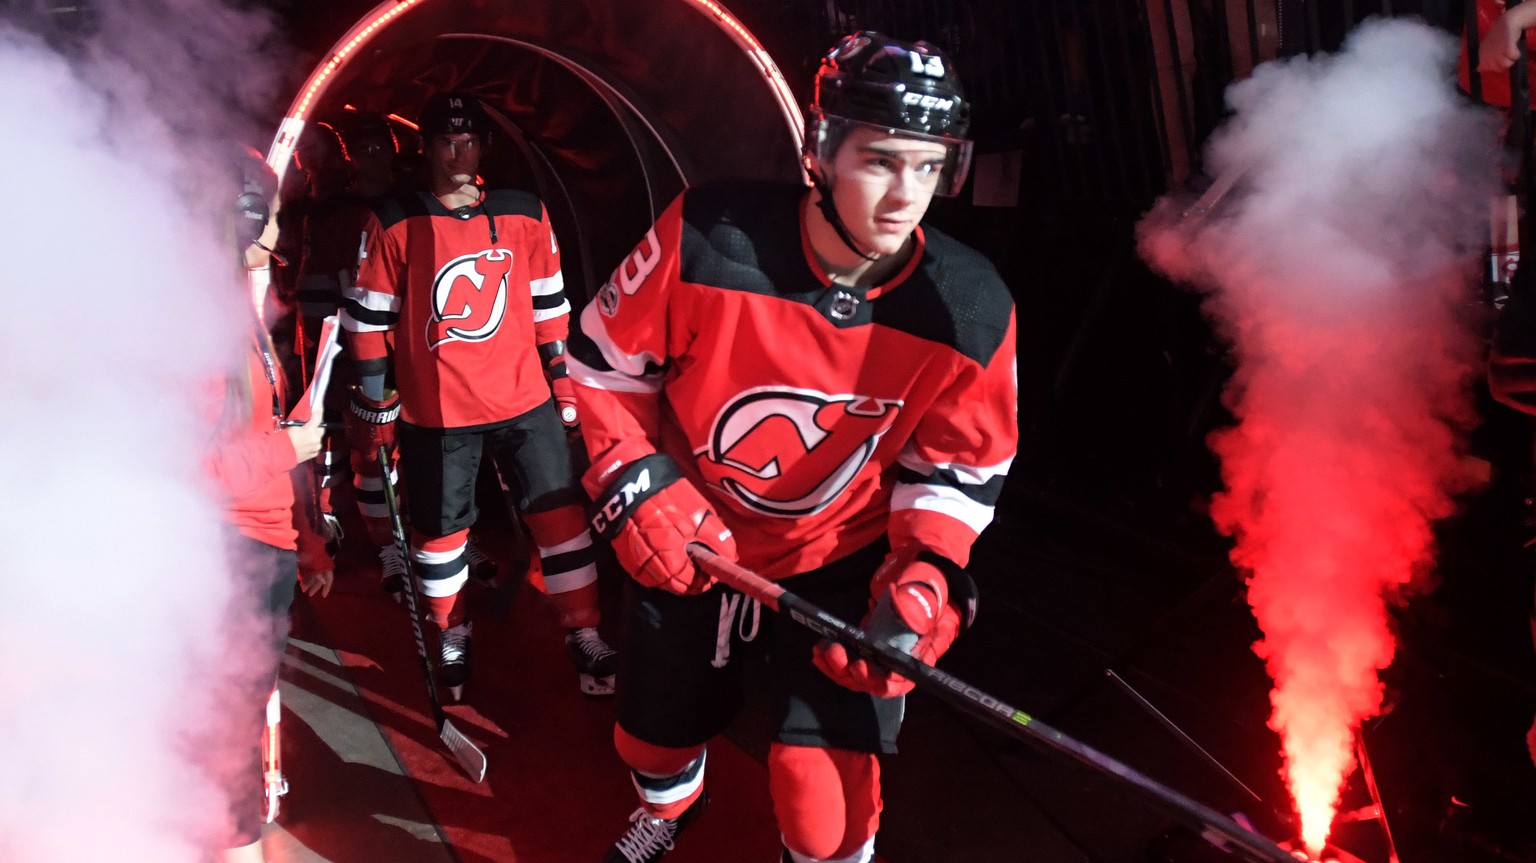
left=378, top=446, right=488, bottom=782
left=686, top=546, right=1298, bottom=863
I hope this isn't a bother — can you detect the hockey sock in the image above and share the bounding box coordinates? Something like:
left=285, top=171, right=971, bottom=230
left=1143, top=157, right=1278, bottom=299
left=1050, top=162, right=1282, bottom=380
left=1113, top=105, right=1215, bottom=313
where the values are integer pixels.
left=615, top=724, right=707, bottom=820
left=412, top=530, right=470, bottom=628
left=523, top=505, right=600, bottom=628
left=768, top=744, right=881, bottom=861
left=352, top=448, right=398, bottom=546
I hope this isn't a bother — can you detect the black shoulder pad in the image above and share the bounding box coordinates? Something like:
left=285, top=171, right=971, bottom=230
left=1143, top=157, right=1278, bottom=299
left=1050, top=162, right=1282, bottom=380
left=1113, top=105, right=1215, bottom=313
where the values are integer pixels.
left=481, top=188, right=544, bottom=220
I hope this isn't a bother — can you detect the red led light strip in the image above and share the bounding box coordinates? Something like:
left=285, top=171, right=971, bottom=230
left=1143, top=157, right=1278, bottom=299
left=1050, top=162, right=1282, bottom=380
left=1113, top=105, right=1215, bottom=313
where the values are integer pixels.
left=268, top=0, right=802, bottom=177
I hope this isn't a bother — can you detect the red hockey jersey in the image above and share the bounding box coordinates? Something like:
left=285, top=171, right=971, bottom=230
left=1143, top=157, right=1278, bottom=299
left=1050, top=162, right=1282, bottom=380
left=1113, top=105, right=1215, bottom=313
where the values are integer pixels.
left=569, top=182, right=1018, bottom=579
left=343, top=188, right=569, bottom=429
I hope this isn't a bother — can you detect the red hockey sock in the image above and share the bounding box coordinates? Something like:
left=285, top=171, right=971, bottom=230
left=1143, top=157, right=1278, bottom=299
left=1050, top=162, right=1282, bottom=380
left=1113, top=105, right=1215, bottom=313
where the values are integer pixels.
left=768, top=744, right=881, bottom=861
left=547, top=581, right=600, bottom=629
left=615, top=724, right=706, bottom=820
left=413, top=531, right=469, bottom=628
left=523, top=505, right=600, bottom=627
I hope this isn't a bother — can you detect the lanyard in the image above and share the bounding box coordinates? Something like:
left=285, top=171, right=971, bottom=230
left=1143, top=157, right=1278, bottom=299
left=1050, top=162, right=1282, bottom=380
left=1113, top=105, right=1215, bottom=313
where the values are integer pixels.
left=252, top=320, right=284, bottom=426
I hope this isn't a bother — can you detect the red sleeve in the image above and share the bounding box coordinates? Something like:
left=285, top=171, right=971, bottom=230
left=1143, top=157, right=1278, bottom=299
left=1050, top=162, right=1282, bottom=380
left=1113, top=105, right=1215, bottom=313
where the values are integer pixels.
left=529, top=202, right=571, bottom=347
left=341, top=212, right=402, bottom=376
left=567, top=195, right=685, bottom=490
left=889, top=309, right=1018, bottom=567
left=206, top=428, right=300, bottom=503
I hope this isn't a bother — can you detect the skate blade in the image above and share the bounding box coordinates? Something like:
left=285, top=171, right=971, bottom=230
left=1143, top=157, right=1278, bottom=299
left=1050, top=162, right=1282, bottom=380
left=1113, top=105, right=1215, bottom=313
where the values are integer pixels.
left=579, top=674, right=615, bottom=697
left=440, top=718, right=487, bottom=783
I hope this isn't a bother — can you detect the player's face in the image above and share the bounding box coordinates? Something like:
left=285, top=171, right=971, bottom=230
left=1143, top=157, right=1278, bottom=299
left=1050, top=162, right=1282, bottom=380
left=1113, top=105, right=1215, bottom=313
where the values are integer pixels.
left=427, top=133, right=481, bottom=188
left=827, top=128, right=949, bottom=257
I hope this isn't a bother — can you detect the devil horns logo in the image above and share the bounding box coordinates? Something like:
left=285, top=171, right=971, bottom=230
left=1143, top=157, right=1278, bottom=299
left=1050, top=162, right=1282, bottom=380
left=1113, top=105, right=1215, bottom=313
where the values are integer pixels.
left=698, top=388, right=903, bottom=517
left=427, top=249, right=513, bottom=349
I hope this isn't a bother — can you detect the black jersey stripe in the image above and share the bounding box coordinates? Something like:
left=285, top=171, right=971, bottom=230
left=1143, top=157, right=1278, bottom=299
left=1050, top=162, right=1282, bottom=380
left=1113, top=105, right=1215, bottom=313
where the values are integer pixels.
left=341, top=299, right=397, bottom=327
left=532, top=291, right=567, bottom=310
left=896, top=466, right=1006, bottom=506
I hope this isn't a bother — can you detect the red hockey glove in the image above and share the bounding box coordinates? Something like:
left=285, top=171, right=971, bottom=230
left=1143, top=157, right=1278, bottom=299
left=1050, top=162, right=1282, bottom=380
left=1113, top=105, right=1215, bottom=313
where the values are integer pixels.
left=813, top=550, right=978, bottom=697
left=550, top=376, right=580, bottom=429
left=588, top=453, right=735, bottom=594
left=345, top=387, right=399, bottom=458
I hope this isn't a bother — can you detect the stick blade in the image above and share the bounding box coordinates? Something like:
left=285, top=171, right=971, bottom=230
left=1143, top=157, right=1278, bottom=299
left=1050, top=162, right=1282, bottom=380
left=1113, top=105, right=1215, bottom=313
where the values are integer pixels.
left=440, top=718, right=487, bottom=783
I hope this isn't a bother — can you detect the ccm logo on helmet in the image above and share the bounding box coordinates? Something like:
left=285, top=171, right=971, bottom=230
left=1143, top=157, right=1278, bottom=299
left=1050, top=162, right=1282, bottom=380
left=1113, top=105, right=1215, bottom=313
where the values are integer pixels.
left=902, top=93, right=954, bottom=111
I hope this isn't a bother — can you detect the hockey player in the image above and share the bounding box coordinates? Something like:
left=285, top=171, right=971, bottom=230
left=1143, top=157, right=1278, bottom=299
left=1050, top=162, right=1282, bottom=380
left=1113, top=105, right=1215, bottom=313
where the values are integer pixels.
left=208, top=153, right=329, bottom=863
left=341, top=92, right=616, bottom=700
left=570, top=32, right=1017, bottom=863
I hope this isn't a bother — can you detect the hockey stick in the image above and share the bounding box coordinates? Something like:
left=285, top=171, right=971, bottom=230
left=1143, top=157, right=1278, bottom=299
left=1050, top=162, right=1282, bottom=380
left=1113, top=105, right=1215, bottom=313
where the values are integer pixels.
left=686, top=546, right=1299, bottom=863
left=378, top=446, right=488, bottom=783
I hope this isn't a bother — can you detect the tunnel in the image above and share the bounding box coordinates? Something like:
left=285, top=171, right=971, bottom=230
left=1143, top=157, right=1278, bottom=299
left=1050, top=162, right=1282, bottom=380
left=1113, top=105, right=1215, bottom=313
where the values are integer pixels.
left=266, top=0, right=806, bottom=301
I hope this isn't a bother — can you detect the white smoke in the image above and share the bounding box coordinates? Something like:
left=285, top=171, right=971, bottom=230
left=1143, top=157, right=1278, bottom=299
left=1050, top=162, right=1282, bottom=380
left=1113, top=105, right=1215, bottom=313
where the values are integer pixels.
left=0, top=2, right=287, bottom=859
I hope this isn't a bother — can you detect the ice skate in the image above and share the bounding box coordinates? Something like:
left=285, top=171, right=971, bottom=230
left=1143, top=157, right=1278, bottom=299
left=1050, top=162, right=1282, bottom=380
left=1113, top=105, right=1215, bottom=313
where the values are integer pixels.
left=439, top=620, right=473, bottom=702
left=604, top=792, right=708, bottom=863
left=565, top=626, right=617, bottom=696
left=379, top=542, right=407, bottom=602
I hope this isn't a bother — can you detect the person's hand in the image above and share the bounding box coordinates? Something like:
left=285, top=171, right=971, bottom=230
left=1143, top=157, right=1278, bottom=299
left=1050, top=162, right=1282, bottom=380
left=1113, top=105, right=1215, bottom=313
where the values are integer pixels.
left=1481, top=12, right=1526, bottom=74
left=345, top=386, right=399, bottom=458
left=551, top=376, right=580, bottom=429
left=285, top=410, right=326, bottom=463
left=587, top=452, right=734, bottom=594
left=300, top=568, right=334, bottom=598
left=813, top=550, right=973, bottom=697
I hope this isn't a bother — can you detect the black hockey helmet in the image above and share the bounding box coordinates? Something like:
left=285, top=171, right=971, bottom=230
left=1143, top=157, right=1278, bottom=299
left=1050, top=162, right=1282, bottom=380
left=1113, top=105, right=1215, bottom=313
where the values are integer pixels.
left=805, top=32, right=972, bottom=197
left=417, top=91, right=492, bottom=144
left=335, top=109, right=399, bottom=157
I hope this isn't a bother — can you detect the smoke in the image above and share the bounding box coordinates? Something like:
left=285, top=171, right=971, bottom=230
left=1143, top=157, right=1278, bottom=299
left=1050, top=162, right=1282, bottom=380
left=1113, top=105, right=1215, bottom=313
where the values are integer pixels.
left=0, top=2, right=288, bottom=859
left=1137, top=18, right=1499, bottom=855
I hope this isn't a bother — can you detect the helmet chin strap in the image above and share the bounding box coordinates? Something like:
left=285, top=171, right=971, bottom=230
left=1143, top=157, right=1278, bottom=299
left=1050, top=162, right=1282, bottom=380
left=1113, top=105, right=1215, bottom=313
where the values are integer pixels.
left=810, top=168, right=883, bottom=264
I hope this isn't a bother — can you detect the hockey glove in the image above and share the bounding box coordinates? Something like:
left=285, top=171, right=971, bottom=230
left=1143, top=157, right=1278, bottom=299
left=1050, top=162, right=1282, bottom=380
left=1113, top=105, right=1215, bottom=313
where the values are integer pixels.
left=550, top=376, right=580, bottom=429
left=345, top=386, right=399, bottom=458
left=813, top=549, right=978, bottom=698
left=588, top=452, right=735, bottom=595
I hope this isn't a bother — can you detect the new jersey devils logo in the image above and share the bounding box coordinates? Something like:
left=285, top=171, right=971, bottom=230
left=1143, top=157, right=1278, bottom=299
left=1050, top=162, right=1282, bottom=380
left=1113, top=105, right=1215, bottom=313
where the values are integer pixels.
left=698, top=388, right=903, bottom=517
left=427, top=249, right=513, bottom=349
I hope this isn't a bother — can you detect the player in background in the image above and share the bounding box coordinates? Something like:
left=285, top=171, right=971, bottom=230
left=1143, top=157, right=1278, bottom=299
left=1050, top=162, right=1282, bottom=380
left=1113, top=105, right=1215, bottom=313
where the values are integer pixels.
left=208, top=153, right=330, bottom=863
left=341, top=92, right=617, bottom=700
left=569, top=32, right=1017, bottom=863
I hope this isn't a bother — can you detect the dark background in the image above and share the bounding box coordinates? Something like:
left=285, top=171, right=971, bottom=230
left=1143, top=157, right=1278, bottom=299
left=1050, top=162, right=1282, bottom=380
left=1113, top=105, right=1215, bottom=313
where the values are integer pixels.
left=256, top=1, right=1536, bottom=859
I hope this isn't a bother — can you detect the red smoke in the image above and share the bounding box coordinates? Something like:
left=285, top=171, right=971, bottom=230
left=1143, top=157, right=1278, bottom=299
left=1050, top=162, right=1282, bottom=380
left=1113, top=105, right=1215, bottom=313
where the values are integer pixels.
left=1137, top=19, right=1497, bottom=855
left=1207, top=286, right=1477, bottom=851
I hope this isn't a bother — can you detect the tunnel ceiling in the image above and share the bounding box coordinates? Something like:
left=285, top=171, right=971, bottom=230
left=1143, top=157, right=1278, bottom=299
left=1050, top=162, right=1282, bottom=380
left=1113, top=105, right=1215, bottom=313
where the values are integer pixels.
left=276, top=0, right=804, bottom=299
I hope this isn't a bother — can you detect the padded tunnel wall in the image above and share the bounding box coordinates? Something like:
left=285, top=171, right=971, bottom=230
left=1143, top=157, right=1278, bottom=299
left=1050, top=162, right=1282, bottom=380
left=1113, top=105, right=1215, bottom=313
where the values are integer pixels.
left=270, top=0, right=804, bottom=303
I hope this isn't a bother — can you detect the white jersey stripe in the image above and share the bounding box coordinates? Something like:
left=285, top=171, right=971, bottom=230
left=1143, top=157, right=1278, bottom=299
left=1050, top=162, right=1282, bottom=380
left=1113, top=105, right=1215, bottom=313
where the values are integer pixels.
left=567, top=355, right=664, bottom=394
left=338, top=308, right=393, bottom=334
left=341, top=285, right=400, bottom=312
left=891, top=482, right=995, bottom=534
left=530, top=273, right=565, bottom=296
left=532, top=298, right=572, bottom=322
